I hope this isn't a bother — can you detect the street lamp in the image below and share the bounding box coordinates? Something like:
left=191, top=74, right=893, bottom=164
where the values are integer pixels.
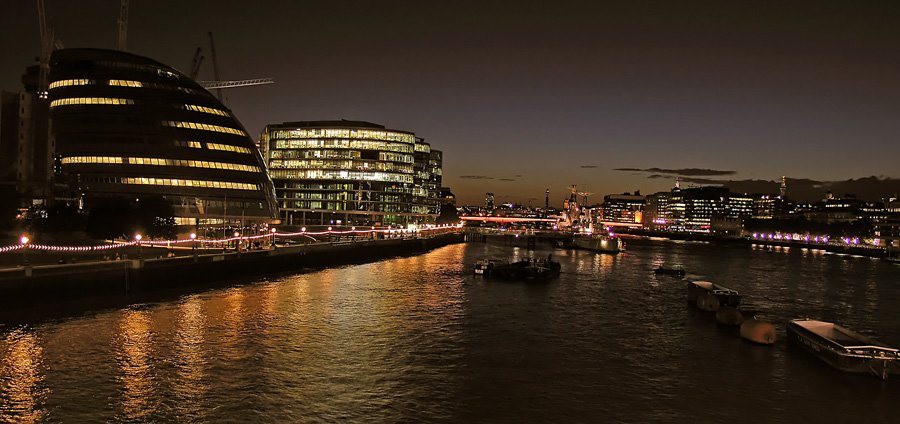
left=190, top=232, right=196, bottom=254
left=234, top=231, right=240, bottom=251
left=135, top=234, right=143, bottom=259
left=20, top=235, right=29, bottom=266
left=270, top=228, right=276, bottom=248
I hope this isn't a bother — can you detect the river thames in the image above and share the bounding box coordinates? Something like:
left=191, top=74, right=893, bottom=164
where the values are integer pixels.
left=1, top=238, right=898, bottom=423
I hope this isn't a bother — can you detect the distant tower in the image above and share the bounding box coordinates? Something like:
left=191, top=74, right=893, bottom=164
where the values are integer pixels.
left=485, top=192, right=495, bottom=210
left=779, top=175, right=787, bottom=197
left=675, top=178, right=681, bottom=190
left=545, top=188, right=550, bottom=209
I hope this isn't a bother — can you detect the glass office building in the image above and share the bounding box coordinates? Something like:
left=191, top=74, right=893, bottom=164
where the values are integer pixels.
left=260, top=120, right=441, bottom=227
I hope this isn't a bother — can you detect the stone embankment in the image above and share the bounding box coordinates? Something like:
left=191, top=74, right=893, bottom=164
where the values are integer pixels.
left=0, top=233, right=464, bottom=312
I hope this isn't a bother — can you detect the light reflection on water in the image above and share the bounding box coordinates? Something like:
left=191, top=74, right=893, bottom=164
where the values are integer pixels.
left=1, top=240, right=899, bottom=422
left=0, top=329, right=48, bottom=423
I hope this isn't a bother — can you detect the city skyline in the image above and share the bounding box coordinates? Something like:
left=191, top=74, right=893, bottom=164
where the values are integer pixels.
left=3, top=1, right=900, bottom=206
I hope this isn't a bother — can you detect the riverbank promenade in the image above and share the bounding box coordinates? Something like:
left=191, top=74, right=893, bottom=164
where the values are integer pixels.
left=0, top=226, right=463, bottom=313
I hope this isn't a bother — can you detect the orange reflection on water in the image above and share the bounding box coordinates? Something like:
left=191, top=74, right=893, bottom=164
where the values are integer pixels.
left=115, top=309, right=154, bottom=422
left=0, top=329, right=49, bottom=423
left=174, top=296, right=209, bottom=415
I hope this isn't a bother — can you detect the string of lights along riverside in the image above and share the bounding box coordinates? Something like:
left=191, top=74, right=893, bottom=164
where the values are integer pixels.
left=48, top=48, right=278, bottom=228
left=2, top=241, right=899, bottom=422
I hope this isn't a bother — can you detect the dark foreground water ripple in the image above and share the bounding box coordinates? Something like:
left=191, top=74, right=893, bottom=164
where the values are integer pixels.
left=1, top=239, right=899, bottom=423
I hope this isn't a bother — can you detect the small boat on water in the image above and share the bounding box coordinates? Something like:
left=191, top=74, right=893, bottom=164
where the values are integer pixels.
left=654, top=266, right=685, bottom=277
left=787, top=318, right=900, bottom=379
left=523, top=257, right=561, bottom=280
left=473, top=259, right=499, bottom=276
left=572, top=233, right=624, bottom=254
left=687, top=281, right=741, bottom=311
left=486, top=256, right=561, bottom=281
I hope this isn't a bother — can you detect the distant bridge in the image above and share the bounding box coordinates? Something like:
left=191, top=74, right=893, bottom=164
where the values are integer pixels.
left=460, top=216, right=556, bottom=223
left=460, top=216, right=643, bottom=228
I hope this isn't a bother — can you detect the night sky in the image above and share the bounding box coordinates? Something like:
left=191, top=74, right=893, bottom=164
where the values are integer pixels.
left=3, top=1, right=900, bottom=206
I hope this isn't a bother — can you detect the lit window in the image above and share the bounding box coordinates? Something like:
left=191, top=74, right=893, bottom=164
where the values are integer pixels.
left=50, top=98, right=135, bottom=108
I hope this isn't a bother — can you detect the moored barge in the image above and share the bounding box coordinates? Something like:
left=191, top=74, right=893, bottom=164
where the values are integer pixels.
left=787, top=318, right=900, bottom=379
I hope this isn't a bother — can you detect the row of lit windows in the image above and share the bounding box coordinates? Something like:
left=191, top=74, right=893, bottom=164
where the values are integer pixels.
left=284, top=192, right=356, bottom=200
left=61, top=155, right=259, bottom=173
left=129, top=157, right=260, bottom=172
left=175, top=140, right=203, bottom=149
left=49, top=79, right=92, bottom=89
left=50, top=97, right=134, bottom=108
left=110, top=79, right=144, bottom=88
left=270, top=149, right=361, bottom=159
left=278, top=183, right=357, bottom=190
left=273, top=138, right=414, bottom=154
left=380, top=152, right=414, bottom=163
left=161, top=121, right=246, bottom=136
left=272, top=129, right=415, bottom=143
left=173, top=140, right=250, bottom=155
left=269, top=169, right=414, bottom=183
left=269, top=159, right=413, bottom=174
left=208, top=143, right=252, bottom=154
left=81, top=175, right=259, bottom=191
left=185, top=104, right=229, bottom=116
left=62, top=156, right=123, bottom=165
left=120, top=177, right=258, bottom=190
left=109, top=79, right=205, bottom=96
left=280, top=201, right=412, bottom=213
left=414, top=143, right=431, bottom=153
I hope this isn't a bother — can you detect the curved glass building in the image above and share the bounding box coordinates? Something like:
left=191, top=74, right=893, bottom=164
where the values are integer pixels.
left=260, top=120, right=442, bottom=227
left=48, top=48, right=278, bottom=231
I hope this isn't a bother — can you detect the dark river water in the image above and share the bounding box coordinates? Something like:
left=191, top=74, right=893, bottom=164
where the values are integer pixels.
left=1, top=238, right=899, bottom=423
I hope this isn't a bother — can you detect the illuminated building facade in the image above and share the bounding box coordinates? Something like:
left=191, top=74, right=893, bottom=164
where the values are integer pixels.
left=644, top=185, right=754, bottom=232
left=260, top=120, right=441, bottom=227
left=600, top=192, right=645, bottom=225
left=47, top=48, right=278, bottom=229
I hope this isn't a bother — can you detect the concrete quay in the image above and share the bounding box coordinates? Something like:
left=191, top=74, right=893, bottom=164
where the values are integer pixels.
left=0, top=233, right=464, bottom=313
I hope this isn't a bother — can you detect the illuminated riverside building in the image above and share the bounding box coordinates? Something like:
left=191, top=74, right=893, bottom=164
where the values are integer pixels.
left=643, top=185, right=753, bottom=232
left=600, top=192, right=645, bottom=225
left=259, top=120, right=442, bottom=227
left=47, top=48, right=278, bottom=229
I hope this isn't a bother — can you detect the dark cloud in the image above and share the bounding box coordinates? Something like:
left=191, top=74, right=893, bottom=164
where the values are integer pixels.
left=819, top=176, right=900, bottom=202
left=459, top=175, right=494, bottom=180
left=580, top=165, right=598, bottom=169
left=615, top=167, right=736, bottom=176
left=716, top=176, right=900, bottom=202
left=646, top=175, right=722, bottom=185
left=498, top=178, right=516, bottom=182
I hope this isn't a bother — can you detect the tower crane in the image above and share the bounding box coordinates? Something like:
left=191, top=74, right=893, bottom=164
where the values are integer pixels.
left=36, top=0, right=54, bottom=98
left=208, top=32, right=223, bottom=102
left=189, top=47, right=204, bottom=80
left=195, top=32, right=274, bottom=96
left=117, top=0, right=128, bottom=51
left=198, top=78, right=274, bottom=89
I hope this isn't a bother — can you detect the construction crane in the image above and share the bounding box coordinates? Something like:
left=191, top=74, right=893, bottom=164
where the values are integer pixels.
left=208, top=32, right=224, bottom=102
left=198, top=78, right=274, bottom=89
left=579, top=189, right=595, bottom=206
left=36, top=0, right=54, bottom=98
left=117, top=0, right=128, bottom=51
left=197, top=32, right=274, bottom=98
left=189, top=47, right=204, bottom=80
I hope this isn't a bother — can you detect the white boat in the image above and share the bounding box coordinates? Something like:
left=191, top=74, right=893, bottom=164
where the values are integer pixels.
left=572, top=234, right=624, bottom=254
left=787, top=318, right=900, bottom=379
